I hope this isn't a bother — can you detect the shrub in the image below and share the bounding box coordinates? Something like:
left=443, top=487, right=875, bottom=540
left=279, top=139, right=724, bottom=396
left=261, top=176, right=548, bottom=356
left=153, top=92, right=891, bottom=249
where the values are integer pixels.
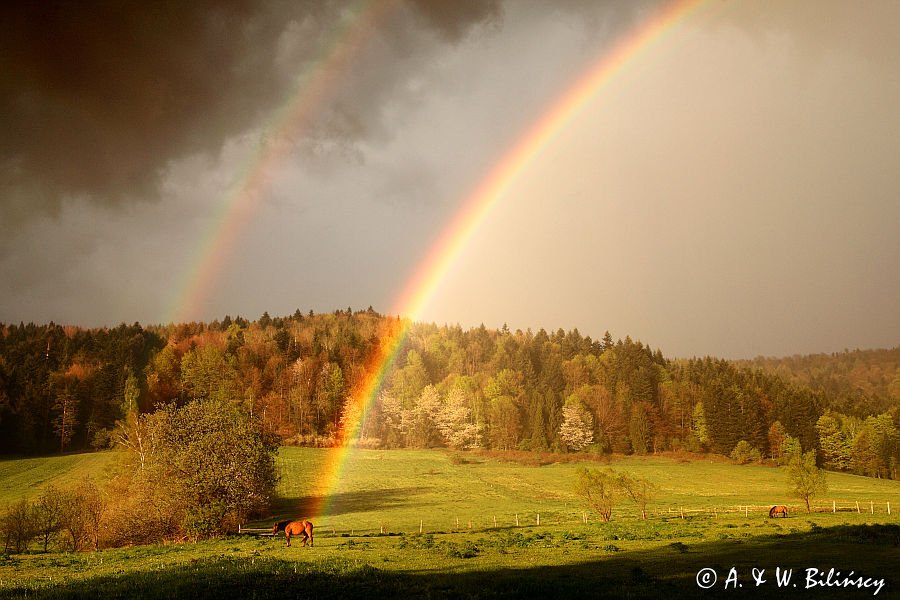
left=33, top=486, right=64, bottom=552
left=445, top=541, right=479, bottom=558
left=730, top=440, right=762, bottom=464
left=113, top=398, right=279, bottom=541
left=1, top=499, right=37, bottom=554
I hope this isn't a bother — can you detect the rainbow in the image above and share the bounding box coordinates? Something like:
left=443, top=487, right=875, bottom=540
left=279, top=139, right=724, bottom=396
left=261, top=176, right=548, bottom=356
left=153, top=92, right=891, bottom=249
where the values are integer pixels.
left=308, top=0, right=707, bottom=518
left=165, top=0, right=397, bottom=325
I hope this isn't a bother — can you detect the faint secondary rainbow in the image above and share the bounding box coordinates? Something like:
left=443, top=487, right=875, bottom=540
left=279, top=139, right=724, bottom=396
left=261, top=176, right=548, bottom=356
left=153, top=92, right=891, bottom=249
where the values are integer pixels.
left=308, top=0, right=706, bottom=518
left=164, top=0, right=397, bottom=325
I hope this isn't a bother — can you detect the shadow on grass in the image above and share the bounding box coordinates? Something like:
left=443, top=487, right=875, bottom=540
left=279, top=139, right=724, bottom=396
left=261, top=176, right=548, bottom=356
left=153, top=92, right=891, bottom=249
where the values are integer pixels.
left=269, top=487, right=429, bottom=521
left=6, top=524, right=899, bottom=599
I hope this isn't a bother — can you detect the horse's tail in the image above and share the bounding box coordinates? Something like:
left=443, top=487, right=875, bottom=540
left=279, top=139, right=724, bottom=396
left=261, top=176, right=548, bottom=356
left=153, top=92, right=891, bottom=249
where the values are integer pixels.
left=769, top=506, right=776, bottom=517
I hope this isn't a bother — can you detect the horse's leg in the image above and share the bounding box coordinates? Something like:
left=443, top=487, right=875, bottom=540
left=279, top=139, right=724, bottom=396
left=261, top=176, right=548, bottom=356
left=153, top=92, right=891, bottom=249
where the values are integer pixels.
left=285, top=530, right=291, bottom=547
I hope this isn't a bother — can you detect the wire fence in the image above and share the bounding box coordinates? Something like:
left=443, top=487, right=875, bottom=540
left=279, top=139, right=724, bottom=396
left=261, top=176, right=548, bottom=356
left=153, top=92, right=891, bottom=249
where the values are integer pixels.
left=241, top=499, right=895, bottom=537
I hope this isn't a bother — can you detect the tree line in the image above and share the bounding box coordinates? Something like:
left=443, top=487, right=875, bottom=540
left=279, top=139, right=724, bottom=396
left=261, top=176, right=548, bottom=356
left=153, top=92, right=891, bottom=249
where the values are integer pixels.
left=1, top=310, right=897, bottom=479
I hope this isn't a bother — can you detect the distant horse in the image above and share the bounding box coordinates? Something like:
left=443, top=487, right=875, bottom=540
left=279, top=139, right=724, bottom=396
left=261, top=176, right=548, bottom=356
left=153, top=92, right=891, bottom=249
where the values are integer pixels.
left=274, top=519, right=314, bottom=547
left=769, top=505, right=788, bottom=518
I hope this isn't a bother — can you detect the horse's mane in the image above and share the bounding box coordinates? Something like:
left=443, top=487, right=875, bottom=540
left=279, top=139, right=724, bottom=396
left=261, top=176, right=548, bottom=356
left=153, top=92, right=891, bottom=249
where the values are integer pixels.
left=273, top=520, right=291, bottom=532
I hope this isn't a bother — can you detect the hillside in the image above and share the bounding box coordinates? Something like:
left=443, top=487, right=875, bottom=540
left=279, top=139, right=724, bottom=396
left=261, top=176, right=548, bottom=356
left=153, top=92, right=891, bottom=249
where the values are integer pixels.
left=735, top=347, right=900, bottom=416
left=1, top=313, right=898, bottom=481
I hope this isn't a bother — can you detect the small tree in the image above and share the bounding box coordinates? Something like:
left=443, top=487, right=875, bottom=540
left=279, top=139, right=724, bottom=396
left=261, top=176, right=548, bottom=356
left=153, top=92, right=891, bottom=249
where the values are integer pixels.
left=1, top=499, right=37, bottom=554
left=574, top=467, right=617, bottom=522
left=78, top=479, right=106, bottom=551
left=59, top=487, right=89, bottom=552
left=616, top=472, right=656, bottom=520
left=787, top=450, right=827, bottom=512
left=33, top=486, right=64, bottom=552
left=730, top=440, right=762, bottom=464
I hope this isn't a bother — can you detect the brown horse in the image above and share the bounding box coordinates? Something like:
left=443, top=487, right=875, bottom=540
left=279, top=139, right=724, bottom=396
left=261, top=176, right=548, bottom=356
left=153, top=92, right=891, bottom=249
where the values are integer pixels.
left=769, top=505, right=788, bottom=518
left=274, top=519, right=314, bottom=547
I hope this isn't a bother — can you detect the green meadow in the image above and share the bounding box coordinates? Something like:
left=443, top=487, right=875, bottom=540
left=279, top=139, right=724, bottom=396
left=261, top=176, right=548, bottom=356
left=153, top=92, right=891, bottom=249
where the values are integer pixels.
left=2, top=448, right=899, bottom=598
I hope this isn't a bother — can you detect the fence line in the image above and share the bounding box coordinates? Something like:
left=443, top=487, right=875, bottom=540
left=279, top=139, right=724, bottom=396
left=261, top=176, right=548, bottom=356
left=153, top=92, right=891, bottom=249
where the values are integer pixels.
left=242, top=499, right=895, bottom=536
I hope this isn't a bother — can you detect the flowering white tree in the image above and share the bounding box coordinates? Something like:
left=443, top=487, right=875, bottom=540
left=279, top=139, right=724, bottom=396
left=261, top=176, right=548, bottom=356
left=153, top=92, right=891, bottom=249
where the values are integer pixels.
left=436, top=387, right=482, bottom=449
left=379, top=393, right=405, bottom=448
left=559, top=399, right=594, bottom=451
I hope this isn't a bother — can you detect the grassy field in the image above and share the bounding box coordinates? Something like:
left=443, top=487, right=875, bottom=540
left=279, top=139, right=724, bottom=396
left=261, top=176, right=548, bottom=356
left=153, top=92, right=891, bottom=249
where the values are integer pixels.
left=2, top=448, right=899, bottom=598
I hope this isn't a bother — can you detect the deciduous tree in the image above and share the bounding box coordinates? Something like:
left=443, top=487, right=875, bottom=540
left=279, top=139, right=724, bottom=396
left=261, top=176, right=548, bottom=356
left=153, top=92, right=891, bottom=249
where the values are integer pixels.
left=787, top=450, right=827, bottom=512
left=559, top=397, right=593, bottom=451
left=574, top=467, right=617, bottom=522
left=615, top=472, right=656, bottom=519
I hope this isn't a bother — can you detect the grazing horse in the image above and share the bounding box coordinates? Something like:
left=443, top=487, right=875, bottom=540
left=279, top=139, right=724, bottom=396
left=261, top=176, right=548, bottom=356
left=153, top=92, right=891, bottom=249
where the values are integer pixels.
left=272, top=520, right=291, bottom=534
left=769, top=505, right=788, bottom=518
left=274, top=519, right=314, bottom=547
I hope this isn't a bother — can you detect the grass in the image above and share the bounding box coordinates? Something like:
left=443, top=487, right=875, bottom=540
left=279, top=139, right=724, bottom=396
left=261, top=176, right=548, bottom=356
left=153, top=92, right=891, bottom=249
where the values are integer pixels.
left=2, top=448, right=900, bottom=598
left=0, top=452, right=117, bottom=505
left=268, top=449, right=900, bottom=533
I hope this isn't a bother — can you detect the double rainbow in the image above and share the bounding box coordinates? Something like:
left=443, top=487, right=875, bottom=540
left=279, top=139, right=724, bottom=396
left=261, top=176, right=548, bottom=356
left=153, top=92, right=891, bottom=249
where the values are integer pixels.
left=163, top=0, right=706, bottom=515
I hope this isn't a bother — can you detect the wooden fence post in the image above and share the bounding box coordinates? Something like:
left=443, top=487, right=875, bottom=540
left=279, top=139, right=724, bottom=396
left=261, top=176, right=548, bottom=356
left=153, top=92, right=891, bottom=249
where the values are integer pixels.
left=420, top=520, right=423, bottom=534
left=680, top=507, right=684, bottom=519
left=856, top=501, right=861, bottom=514
left=888, top=502, right=891, bottom=515
left=833, top=500, right=836, bottom=513
left=493, top=515, right=497, bottom=528
left=745, top=506, right=749, bottom=518
left=871, top=501, right=874, bottom=515
left=537, top=513, right=540, bottom=526
left=515, top=513, right=519, bottom=527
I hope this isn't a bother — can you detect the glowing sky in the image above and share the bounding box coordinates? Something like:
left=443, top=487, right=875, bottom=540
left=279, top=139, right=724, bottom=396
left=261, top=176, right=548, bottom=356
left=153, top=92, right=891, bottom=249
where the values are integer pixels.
left=1, top=0, right=898, bottom=359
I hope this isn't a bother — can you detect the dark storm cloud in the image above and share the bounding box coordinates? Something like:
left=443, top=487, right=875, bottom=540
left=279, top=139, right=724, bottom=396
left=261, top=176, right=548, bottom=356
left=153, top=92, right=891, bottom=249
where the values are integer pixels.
left=0, top=0, right=501, bottom=225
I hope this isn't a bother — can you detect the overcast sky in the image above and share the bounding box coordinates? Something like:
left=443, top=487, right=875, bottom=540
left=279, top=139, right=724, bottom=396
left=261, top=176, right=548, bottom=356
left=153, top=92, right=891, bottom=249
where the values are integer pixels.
left=1, top=0, right=898, bottom=359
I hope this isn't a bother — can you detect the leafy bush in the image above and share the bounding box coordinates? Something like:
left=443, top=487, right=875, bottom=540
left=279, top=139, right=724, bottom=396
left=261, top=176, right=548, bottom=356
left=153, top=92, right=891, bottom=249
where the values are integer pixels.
left=444, top=541, right=479, bottom=558
left=730, top=440, right=762, bottom=464
left=112, top=398, right=279, bottom=541
left=1, top=499, right=36, bottom=554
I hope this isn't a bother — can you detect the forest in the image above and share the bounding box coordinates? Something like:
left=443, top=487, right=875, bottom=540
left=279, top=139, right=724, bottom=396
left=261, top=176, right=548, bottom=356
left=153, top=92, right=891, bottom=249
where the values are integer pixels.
left=0, top=309, right=897, bottom=479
